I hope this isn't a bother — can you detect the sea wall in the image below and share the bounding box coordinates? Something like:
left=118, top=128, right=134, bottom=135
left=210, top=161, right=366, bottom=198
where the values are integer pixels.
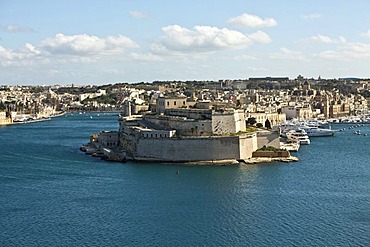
left=135, top=134, right=257, bottom=162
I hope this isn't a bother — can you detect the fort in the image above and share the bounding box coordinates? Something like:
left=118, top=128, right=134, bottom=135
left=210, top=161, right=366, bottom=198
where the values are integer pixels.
left=82, top=102, right=292, bottom=164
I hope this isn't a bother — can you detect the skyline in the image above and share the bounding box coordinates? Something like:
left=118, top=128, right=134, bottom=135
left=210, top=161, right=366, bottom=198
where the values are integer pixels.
left=2, top=1, right=370, bottom=85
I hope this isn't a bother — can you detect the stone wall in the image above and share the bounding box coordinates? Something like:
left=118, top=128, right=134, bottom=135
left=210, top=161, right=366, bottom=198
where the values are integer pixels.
left=135, top=134, right=257, bottom=162
left=256, top=130, right=280, bottom=149
left=212, top=112, right=236, bottom=135
left=145, top=115, right=212, bottom=136
left=98, top=131, right=119, bottom=148
left=164, top=108, right=212, bottom=120
left=212, top=110, right=246, bottom=135
left=238, top=134, right=257, bottom=160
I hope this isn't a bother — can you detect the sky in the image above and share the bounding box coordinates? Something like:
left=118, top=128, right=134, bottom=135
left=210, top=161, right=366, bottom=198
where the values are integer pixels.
left=2, top=0, right=370, bottom=85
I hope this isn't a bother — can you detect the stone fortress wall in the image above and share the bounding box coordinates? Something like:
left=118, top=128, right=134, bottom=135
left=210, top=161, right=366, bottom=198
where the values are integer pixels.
left=117, top=105, right=281, bottom=163
left=135, top=133, right=257, bottom=162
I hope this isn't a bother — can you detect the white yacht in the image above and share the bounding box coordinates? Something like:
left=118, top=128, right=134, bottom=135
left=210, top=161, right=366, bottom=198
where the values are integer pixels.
left=298, top=125, right=336, bottom=137
left=276, top=120, right=336, bottom=138
left=285, top=129, right=311, bottom=145
left=280, top=138, right=300, bottom=152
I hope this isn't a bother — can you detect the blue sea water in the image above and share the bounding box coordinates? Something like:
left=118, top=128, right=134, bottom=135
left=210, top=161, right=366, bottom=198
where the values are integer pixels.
left=0, top=113, right=369, bottom=246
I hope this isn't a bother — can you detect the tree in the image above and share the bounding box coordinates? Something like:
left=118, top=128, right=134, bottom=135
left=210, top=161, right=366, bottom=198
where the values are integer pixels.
left=247, top=117, right=257, bottom=126
left=265, top=119, right=272, bottom=129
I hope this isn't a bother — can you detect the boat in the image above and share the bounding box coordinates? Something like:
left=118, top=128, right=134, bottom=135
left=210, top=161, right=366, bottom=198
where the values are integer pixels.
left=285, top=129, right=310, bottom=145
left=298, top=125, right=336, bottom=137
left=276, top=120, right=336, bottom=137
left=280, top=138, right=300, bottom=152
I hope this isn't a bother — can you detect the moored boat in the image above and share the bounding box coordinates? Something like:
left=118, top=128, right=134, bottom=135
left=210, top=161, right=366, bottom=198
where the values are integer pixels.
left=286, top=129, right=311, bottom=145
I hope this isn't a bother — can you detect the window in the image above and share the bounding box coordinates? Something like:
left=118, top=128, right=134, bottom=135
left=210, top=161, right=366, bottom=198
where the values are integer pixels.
left=174, top=101, right=176, bottom=106
left=167, top=102, right=169, bottom=106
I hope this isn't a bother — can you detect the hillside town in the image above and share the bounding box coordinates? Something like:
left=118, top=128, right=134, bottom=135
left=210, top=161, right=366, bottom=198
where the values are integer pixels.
left=1, top=76, right=369, bottom=126
left=1, top=76, right=370, bottom=163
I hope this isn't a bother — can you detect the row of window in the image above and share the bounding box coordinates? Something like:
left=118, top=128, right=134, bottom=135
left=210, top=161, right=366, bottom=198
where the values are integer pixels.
left=159, top=101, right=186, bottom=106
left=142, top=133, right=168, bottom=138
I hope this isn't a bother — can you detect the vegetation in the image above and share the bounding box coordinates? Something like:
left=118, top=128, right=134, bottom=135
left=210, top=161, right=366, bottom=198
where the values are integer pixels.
left=360, top=90, right=370, bottom=98
left=257, top=145, right=282, bottom=152
left=246, top=117, right=256, bottom=125
left=265, top=119, right=272, bottom=129
left=82, top=93, right=120, bottom=105
left=227, top=128, right=256, bottom=136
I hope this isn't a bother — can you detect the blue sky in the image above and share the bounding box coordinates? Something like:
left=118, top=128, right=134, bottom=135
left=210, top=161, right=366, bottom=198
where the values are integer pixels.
left=2, top=0, right=370, bottom=85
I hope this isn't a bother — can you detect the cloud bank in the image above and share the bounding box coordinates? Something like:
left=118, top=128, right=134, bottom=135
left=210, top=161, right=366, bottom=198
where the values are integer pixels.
left=0, top=33, right=138, bottom=67
left=151, top=25, right=271, bottom=54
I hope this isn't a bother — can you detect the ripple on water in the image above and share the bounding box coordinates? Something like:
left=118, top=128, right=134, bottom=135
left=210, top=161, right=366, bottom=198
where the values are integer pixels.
left=0, top=119, right=369, bottom=246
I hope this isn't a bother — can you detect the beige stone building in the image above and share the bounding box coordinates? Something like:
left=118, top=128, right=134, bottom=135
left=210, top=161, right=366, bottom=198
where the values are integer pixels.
left=155, top=96, right=187, bottom=114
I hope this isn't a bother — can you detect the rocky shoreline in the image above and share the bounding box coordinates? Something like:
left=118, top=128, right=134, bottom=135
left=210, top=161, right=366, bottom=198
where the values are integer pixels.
left=81, top=142, right=299, bottom=165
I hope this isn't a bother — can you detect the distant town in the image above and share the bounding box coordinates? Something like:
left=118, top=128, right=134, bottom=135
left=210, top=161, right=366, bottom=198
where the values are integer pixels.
left=1, top=75, right=369, bottom=126
left=2, top=75, right=370, bottom=163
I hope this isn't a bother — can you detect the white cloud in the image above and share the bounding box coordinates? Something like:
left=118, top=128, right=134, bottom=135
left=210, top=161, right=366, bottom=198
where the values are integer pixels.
left=311, top=34, right=346, bottom=44
left=151, top=25, right=271, bottom=54
left=233, top=55, right=257, bottom=61
left=228, top=13, right=277, bottom=28
left=0, top=25, right=35, bottom=33
left=317, top=42, right=370, bottom=60
left=0, top=44, right=41, bottom=67
left=0, top=33, right=139, bottom=67
left=361, top=30, right=370, bottom=37
left=130, top=52, right=164, bottom=62
left=301, top=13, right=321, bottom=19
left=40, top=33, right=138, bottom=55
left=270, top=47, right=307, bottom=61
left=104, top=69, right=125, bottom=75
left=316, top=50, right=341, bottom=59
left=247, top=66, right=267, bottom=72
left=248, top=30, right=271, bottom=44
left=129, top=10, right=151, bottom=19
left=343, top=43, right=370, bottom=58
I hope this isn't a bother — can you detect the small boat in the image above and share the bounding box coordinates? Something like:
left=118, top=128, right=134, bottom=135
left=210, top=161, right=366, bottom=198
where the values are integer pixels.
left=286, top=129, right=310, bottom=145
left=298, top=125, right=336, bottom=137
left=280, top=139, right=300, bottom=152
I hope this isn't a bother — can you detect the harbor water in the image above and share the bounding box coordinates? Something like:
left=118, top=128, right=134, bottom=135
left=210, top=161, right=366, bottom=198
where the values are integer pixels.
left=0, top=113, right=369, bottom=246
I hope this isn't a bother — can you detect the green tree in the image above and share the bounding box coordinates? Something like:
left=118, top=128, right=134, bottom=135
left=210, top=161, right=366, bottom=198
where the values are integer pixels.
left=247, top=117, right=257, bottom=126
left=265, top=119, right=272, bottom=129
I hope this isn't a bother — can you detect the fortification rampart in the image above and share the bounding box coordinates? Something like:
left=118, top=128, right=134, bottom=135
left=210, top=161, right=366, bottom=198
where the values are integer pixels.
left=256, top=130, right=280, bottom=149
left=135, top=134, right=257, bottom=162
